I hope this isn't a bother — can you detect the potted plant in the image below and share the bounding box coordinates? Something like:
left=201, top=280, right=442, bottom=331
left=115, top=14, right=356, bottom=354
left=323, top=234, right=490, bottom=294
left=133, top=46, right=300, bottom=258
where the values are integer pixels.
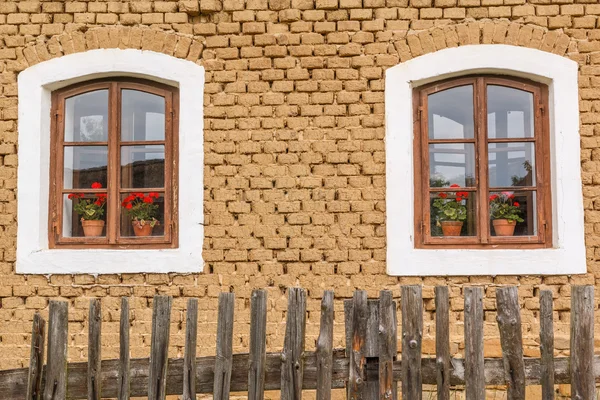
left=121, top=192, right=160, bottom=237
left=432, top=184, right=469, bottom=236
left=68, top=182, right=107, bottom=237
left=489, top=192, right=524, bottom=236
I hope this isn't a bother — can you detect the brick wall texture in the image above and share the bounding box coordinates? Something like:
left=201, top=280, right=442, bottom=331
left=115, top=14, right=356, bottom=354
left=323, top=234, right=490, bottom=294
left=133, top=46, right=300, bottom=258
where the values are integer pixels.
left=0, top=0, right=599, bottom=397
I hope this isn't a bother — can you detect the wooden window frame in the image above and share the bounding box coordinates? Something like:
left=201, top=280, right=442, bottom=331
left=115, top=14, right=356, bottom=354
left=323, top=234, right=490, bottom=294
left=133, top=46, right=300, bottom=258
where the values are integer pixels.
left=413, top=75, right=552, bottom=249
left=48, top=78, right=179, bottom=249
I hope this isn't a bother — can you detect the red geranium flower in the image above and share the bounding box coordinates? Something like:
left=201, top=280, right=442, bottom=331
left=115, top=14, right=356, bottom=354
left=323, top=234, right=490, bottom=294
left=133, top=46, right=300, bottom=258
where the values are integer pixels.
left=450, top=184, right=460, bottom=188
left=126, top=203, right=132, bottom=209
left=513, top=202, right=520, bottom=207
left=91, top=182, right=102, bottom=189
left=143, top=196, right=154, bottom=204
left=150, top=192, right=160, bottom=198
left=439, top=193, right=448, bottom=199
left=489, top=194, right=498, bottom=201
left=456, top=196, right=463, bottom=202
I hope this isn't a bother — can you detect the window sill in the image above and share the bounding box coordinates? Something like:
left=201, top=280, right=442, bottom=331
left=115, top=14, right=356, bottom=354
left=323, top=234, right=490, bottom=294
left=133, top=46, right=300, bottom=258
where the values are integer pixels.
left=18, top=248, right=202, bottom=274
left=387, top=247, right=585, bottom=276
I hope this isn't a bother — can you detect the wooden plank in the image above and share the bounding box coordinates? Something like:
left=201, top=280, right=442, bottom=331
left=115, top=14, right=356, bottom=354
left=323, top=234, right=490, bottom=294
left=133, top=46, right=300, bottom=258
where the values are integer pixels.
left=8, top=352, right=600, bottom=398
left=248, top=289, right=267, bottom=400
left=183, top=298, right=198, bottom=400
left=495, top=287, right=525, bottom=400
left=401, top=285, right=423, bottom=400
left=464, top=287, right=484, bottom=400
left=570, top=285, right=595, bottom=400
left=316, top=290, right=334, bottom=400
left=539, top=290, right=554, bottom=400
left=118, top=297, right=130, bottom=400
left=378, top=290, right=396, bottom=400
left=214, top=292, right=235, bottom=400
left=347, top=290, right=367, bottom=400
left=88, top=299, right=102, bottom=400
left=281, top=288, right=307, bottom=400
left=43, top=300, right=68, bottom=400
left=26, top=313, right=45, bottom=400
left=435, top=286, right=450, bottom=400
left=147, top=296, right=172, bottom=400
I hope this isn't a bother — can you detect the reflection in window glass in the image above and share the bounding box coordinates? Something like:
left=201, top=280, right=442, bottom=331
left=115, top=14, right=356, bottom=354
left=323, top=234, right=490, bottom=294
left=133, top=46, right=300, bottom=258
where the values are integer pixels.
left=428, top=85, right=474, bottom=140
left=121, top=90, right=165, bottom=141
left=488, top=143, right=535, bottom=187
left=487, top=85, right=534, bottom=139
left=429, top=143, right=476, bottom=187
left=121, top=145, right=165, bottom=188
left=64, top=90, right=109, bottom=142
left=63, top=146, right=108, bottom=189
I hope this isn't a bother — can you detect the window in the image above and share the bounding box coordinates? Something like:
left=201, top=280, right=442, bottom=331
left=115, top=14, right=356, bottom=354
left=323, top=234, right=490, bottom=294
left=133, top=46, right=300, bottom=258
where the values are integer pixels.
left=413, top=76, right=550, bottom=249
left=385, top=44, right=584, bottom=276
left=49, top=79, right=178, bottom=249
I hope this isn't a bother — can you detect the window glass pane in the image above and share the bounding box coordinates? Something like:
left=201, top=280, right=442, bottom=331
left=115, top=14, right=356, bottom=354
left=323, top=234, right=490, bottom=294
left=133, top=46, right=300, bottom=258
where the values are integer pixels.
left=121, top=90, right=165, bottom=141
left=428, top=85, right=474, bottom=140
left=121, top=145, right=165, bottom=188
left=489, top=191, right=537, bottom=237
left=64, top=90, right=109, bottom=142
left=63, top=146, right=108, bottom=189
left=488, top=142, right=535, bottom=187
left=487, top=85, right=534, bottom=139
left=430, top=190, right=476, bottom=237
left=429, top=143, right=476, bottom=187
left=120, top=192, right=165, bottom=237
left=62, top=193, right=108, bottom=238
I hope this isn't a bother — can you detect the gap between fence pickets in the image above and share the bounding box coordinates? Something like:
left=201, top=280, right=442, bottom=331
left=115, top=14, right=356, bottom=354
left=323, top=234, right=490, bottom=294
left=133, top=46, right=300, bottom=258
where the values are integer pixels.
left=2, top=285, right=595, bottom=399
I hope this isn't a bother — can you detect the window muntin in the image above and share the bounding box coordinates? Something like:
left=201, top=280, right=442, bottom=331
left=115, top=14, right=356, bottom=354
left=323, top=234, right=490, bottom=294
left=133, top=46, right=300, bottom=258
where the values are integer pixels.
left=414, top=76, right=551, bottom=249
left=49, top=79, right=178, bottom=249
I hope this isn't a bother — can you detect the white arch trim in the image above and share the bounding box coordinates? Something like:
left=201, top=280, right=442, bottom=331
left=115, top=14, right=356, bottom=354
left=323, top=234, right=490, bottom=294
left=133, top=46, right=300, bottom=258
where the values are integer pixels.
left=17, top=49, right=205, bottom=274
left=385, top=44, right=585, bottom=276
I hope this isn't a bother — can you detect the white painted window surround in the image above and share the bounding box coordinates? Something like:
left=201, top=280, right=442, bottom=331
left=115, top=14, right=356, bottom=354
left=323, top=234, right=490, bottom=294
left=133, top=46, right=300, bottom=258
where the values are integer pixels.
left=385, top=44, right=586, bottom=276
left=16, top=49, right=205, bottom=274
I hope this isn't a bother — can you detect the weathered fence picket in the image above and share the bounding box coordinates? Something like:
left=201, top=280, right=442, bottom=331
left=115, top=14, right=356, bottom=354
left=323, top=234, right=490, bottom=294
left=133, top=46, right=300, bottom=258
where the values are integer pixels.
left=182, top=298, right=198, bottom=400
left=495, top=287, right=525, bottom=400
left=117, top=297, right=129, bottom=400
left=26, top=312, right=45, bottom=400
left=281, top=287, right=306, bottom=400
left=570, top=286, right=595, bottom=400
left=214, top=292, right=235, bottom=400
left=464, top=287, right=484, bottom=400
left=3, top=284, right=600, bottom=399
left=347, top=290, right=367, bottom=400
left=315, top=290, right=334, bottom=400
left=401, top=285, right=422, bottom=400
left=88, top=299, right=102, bottom=400
left=43, top=300, right=68, bottom=400
left=147, top=296, right=172, bottom=400
left=434, top=286, right=449, bottom=400
left=248, top=289, right=267, bottom=400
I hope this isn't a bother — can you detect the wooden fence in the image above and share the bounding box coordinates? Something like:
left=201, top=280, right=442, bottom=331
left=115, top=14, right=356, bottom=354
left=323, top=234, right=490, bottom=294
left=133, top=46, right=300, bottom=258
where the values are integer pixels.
left=0, top=285, right=597, bottom=399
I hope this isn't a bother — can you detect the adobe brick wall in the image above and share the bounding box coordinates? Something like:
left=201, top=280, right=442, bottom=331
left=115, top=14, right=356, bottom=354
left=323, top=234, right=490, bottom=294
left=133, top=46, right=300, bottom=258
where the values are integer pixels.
left=0, top=0, right=598, bottom=397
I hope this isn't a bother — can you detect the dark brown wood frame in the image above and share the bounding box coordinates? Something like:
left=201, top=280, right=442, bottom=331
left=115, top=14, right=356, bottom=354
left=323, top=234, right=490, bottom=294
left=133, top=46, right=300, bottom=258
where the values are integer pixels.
left=48, top=78, right=179, bottom=249
left=413, top=75, right=552, bottom=249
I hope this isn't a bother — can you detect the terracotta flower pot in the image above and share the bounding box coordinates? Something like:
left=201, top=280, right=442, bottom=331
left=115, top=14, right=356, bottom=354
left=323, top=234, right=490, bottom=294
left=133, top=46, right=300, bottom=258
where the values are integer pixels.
left=440, top=221, right=463, bottom=236
left=492, top=219, right=516, bottom=236
left=81, top=220, right=105, bottom=237
left=132, top=220, right=154, bottom=237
